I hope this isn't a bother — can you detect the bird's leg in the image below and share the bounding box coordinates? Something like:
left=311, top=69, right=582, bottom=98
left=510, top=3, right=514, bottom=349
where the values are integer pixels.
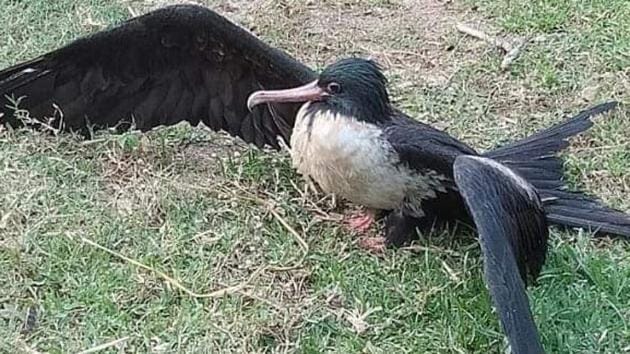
left=358, top=210, right=423, bottom=254
left=357, top=235, right=387, bottom=254
left=343, top=207, right=378, bottom=234
left=384, top=210, right=423, bottom=247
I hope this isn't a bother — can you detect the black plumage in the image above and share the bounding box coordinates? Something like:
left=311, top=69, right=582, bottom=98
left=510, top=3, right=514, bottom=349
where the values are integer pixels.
left=454, top=155, right=547, bottom=354
left=1, top=5, right=629, bottom=353
left=0, top=5, right=316, bottom=149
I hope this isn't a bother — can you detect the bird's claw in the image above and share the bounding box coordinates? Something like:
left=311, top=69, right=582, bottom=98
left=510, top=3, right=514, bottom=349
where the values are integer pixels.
left=358, top=236, right=387, bottom=254
left=343, top=210, right=375, bottom=234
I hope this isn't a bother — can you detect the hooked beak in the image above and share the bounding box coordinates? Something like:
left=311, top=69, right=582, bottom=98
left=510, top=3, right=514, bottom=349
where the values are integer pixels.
left=247, top=80, right=326, bottom=112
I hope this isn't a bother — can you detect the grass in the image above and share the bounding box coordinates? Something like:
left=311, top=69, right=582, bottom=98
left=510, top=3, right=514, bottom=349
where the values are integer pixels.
left=1, top=0, right=629, bottom=353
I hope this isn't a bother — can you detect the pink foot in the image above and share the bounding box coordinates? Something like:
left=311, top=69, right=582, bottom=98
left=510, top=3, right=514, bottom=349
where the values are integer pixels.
left=343, top=210, right=375, bottom=234
left=358, top=236, right=387, bottom=254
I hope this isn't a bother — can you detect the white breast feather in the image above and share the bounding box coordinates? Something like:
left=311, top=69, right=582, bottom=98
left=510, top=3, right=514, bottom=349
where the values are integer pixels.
left=290, top=102, right=447, bottom=216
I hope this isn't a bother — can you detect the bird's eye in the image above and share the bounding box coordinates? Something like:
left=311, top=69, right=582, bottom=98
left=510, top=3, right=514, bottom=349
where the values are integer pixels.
left=327, top=82, right=342, bottom=94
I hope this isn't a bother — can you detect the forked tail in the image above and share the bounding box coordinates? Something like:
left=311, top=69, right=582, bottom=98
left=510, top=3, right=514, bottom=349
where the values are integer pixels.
left=484, top=101, right=630, bottom=238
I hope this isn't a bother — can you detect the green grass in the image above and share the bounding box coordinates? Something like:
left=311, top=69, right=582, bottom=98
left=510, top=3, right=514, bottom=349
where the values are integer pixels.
left=1, top=0, right=629, bottom=353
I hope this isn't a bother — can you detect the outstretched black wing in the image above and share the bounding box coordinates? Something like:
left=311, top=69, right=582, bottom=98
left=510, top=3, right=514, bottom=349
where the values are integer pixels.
left=0, top=4, right=316, bottom=149
left=453, top=155, right=548, bottom=354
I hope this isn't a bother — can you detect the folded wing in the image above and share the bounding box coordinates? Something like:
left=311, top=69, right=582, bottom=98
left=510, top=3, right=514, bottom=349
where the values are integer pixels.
left=0, top=4, right=316, bottom=149
left=453, top=155, right=548, bottom=354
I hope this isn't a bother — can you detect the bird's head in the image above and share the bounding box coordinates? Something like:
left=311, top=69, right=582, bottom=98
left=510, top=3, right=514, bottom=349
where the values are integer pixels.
left=247, top=58, right=392, bottom=124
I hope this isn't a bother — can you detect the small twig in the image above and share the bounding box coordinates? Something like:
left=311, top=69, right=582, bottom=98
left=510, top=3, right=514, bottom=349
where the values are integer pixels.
left=456, top=23, right=528, bottom=70
left=456, top=23, right=512, bottom=52
left=288, top=178, right=310, bottom=203
left=71, top=234, right=266, bottom=299
left=287, top=179, right=338, bottom=221
left=267, top=208, right=308, bottom=252
left=441, top=260, right=461, bottom=283
left=161, top=177, right=310, bottom=271
left=237, top=289, right=285, bottom=311
left=226, top=183, right=310, bottom=272
left=571, top=142, right=630, bottom=152
left=127, top=6, right=138, bottom=17
left=400, top=244, right=462, bottom=257
left=77, top=337, right=130, bottom=354
left=266, top=207, right=309, bottom=272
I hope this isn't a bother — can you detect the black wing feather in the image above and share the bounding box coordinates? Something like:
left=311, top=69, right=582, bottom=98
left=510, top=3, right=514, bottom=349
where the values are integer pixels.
left=453, top=155, right=548, bottom=354
left=0, top=4, right=316, bottom=149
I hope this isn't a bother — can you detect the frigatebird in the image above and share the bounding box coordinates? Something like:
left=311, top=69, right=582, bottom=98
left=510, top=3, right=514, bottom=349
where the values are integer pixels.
left=1, top=4, right=628, bottom=353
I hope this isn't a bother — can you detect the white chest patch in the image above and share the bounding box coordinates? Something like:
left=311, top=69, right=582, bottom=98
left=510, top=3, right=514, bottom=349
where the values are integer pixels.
left=289, top=103, right=448, bottom=215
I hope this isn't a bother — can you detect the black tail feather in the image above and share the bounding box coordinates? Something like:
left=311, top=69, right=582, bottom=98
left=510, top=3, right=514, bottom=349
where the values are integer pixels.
left=488, top=101, right=619, bottom=160
left=542, top=190, right=630, bottom=236
left=485, top=101, right=630, bottom=239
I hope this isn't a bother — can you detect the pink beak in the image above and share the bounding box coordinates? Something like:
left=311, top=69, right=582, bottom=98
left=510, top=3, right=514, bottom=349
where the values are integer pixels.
left=247, top=80, right=326, bottom=111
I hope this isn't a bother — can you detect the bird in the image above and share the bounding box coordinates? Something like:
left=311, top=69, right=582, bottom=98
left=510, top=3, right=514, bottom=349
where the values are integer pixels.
left=1, top=4, right=628, bottom=353
left=246, top=59, right=627, bottom=248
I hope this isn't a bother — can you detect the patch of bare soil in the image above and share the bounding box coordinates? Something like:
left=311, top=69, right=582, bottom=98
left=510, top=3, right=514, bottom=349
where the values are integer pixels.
left=125, top=0, right=487, bottom=87
left=252, top=0, right=481, bottom=88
